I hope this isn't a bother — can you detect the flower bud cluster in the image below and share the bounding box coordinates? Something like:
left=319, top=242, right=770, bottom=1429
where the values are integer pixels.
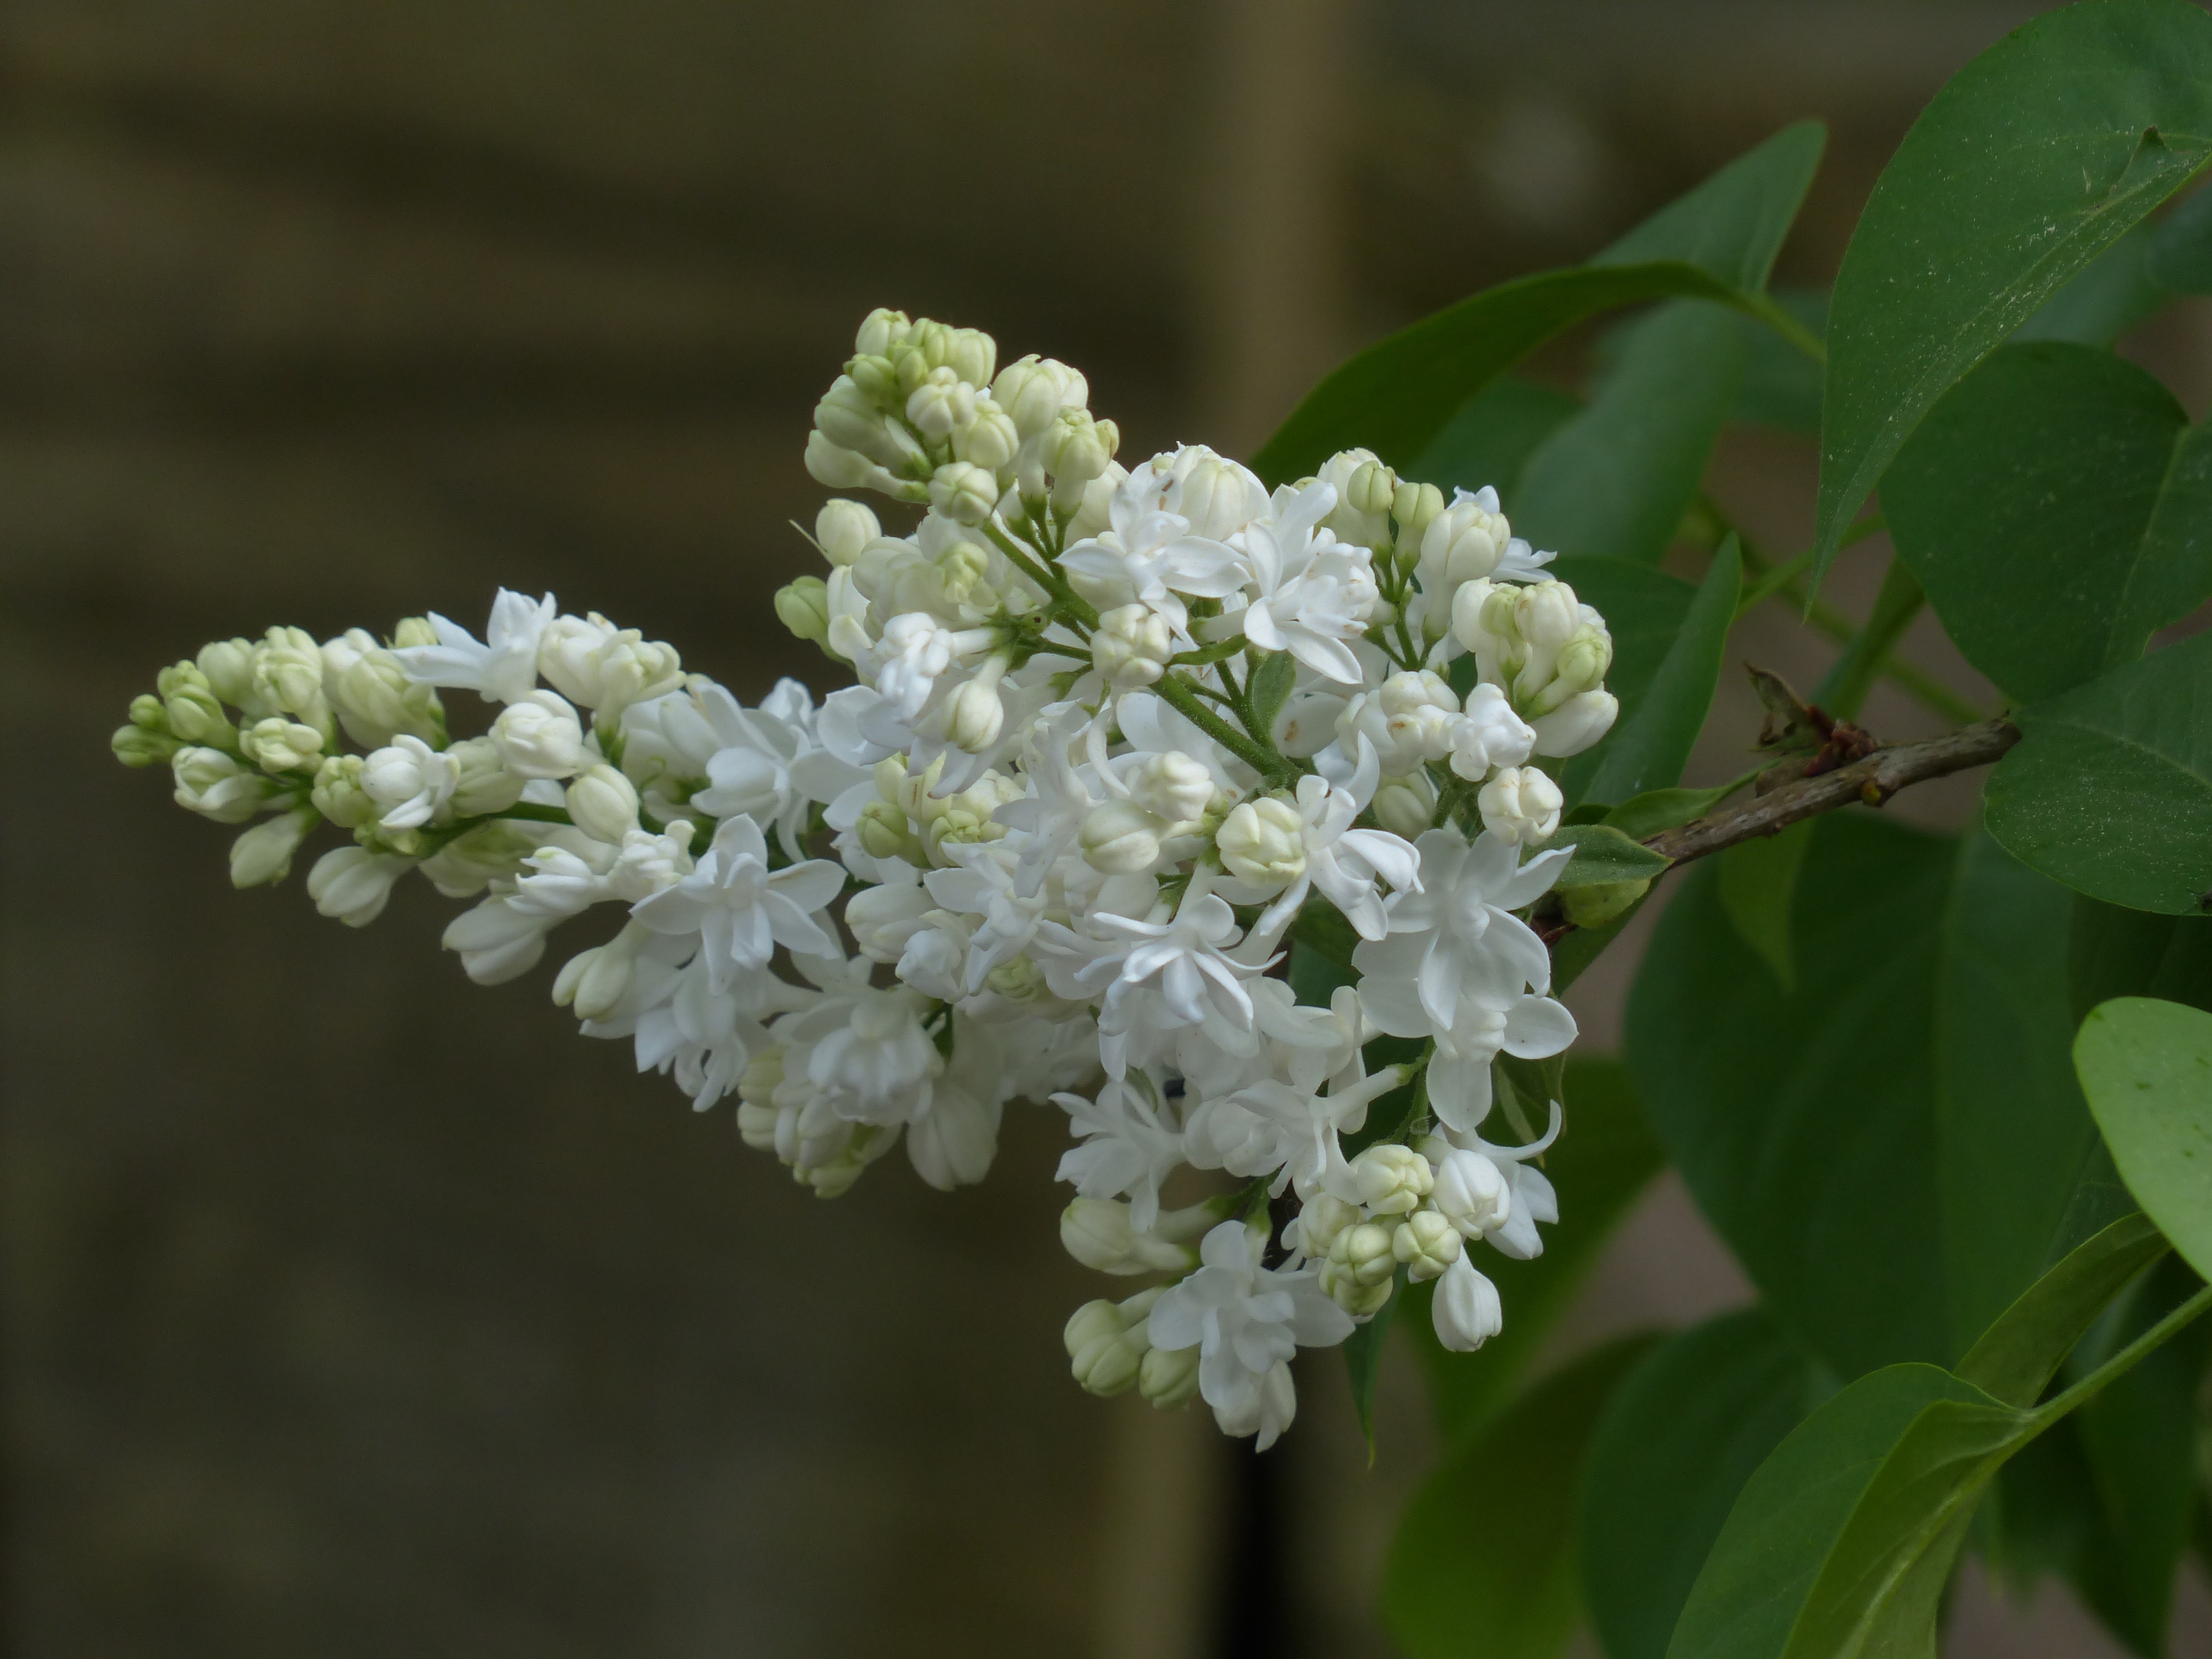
left=122, top=307, right=1609, bottom=1451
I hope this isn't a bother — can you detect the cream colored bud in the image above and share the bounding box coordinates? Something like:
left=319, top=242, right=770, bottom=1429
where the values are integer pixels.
left=1091, top=603, right=1173, bottom=691
left=240, top=717, right=324, bottom=774
left=1323, top=1222, right=1399, bottom=1314
left=307, top=844, right=412, bottom=927
left=1079, top=799, right=1164, bottom=874
left=1531, top=625, right=1613, bottom=715
left=1392, top=480, right=1447, bottom=547
left=1125, top=750, right=1215, bottom=826
left=195, top=638, right=257, bottom=706
left=491, top=690, right=585, bottom=780
left=854, top=307, right=912, bottom=359
left=252, top=626, right=330, bottom=723
left=1370, top=774, right=1437, bottom=839
left=228, top=807, right=316, bottom=888
left=1529, top=690, right=1619, bottom=759
left=992, top=354, right=1088, bottom=439
left=1298, top=1194, right=1363, bottom=1261
left=1139, top=1341, right=1202, bottom=1409
left=112, top=722, right=179, bottom=768
left=1347, top=459, right=1398, bottom=520
left=928, top=461, right=1001, bottom=526
left=1216, top=796, right=1306, bottom=889
left=815, top=499, right=881, bottom=566
left=1349, top=1142, right=1433, bottom=1216
left=158, top=662, right=233, bottom=745
left=1393, top=1211, right=1465, bottom=1282
left=447, top=736, right=526, bottom=818
left=952, top=399, right=1020, bottom=471
left=1423, top=1138, right=1514, bottom=1240
left=856, top=799, right=916, bottom=862
left=565, top=764, right=640, bottom=844
left=1060, top=1197, right=1198, bottom=1275
left=173, top=745, right=282, bottom=823
left=905, top=364, right=976, bottom=440
left=1477, top=765, right=1563, bottom=845
left=309, top=754, right=375, bottom=828
left=942, top=674, right=1006, bottom=754
left=1044, top=410, right=1117, bottom=512
left=552, top=940, right=635, bottom=1021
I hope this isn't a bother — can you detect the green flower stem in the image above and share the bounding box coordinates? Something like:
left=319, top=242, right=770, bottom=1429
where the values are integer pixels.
left=981, top=520, right=1098, bottom=632
left=1154, top=671, right=1296, bottom=781
left=1743, top=291, right=1827, bottom=365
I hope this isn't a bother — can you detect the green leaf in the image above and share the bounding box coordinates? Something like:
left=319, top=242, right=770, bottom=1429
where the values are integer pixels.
left=1410, top=377, right=1582, bottom=503
left=1729, top=291, right=1828, bottom=434
left=1667, top=1277, right=2212, bottom=1659
left=1536, top=822, right=1674, bottom=890
left=1552, top=894, right=1650, bottom=996
left=2060, top=1254, right=2212, bottom=1654
left=1256, top=122, right=1825, bottom=483
left=2077, top=997, right=2212, bottom=1280
left=1812, top=0, right=2212, bottom=583
left=1244, top=649, right=1297, bottom=739
left=1954, top=1212, right=2170, bottom=1407
left=1630, top=815, right=1955, bottom=1378
left=1383, top=1335, right=1656, bottom=1659
left=1985, top=631, right=2212, bottom=914
left=1936, top=829, right=2121, bottom=1353
left=1582, top=1308, right=1826, bottom=1659
left=2147, top=179, right=2212, bottom=291
left=1514, top=300, right=1748, bottom=566
left=1598, top=774, right=1754, bottom=839
left=2015, top=221, right=2173, bottom=346
left=2069, top=895, right=2212, bottom=1020
left=1344, top=1267, right=1406, bottom=1457
left=1593, top=119, right=1826, bottom=291
left=1884, top=341, right=2212, bottom=702
left=1717, top=820, right=1814, bottom=990
left=1405, top=1058, right=1664, bottom=1441
left=1569, top=538, right=1741, bottom=820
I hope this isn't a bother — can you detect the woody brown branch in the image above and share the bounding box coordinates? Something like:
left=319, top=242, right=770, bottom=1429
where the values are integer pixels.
left=1645, top=717, right=2021, bottom=866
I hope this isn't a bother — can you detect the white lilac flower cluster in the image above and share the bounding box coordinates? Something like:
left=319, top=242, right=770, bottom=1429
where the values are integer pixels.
left=115, top=309, right=1621, bottom=1451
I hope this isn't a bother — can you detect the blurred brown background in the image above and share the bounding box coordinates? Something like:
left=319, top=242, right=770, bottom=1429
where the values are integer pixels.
left=6, top=2, right=2210, bottom=1655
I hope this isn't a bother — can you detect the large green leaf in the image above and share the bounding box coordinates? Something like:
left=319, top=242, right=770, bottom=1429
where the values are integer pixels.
left=1936, top=830, right=2117, bottom=1352
left=1884, top=341, right=2212, bottom=701
left=1255, top=122, right=1825, bottom=483
left=1627, top=816, right=1955, bottom=1378
left=2069, top=896, right=2212, bottom=1019
left=1405, top=1058, right=1664, bottom=1441
left=1666, top=1266, right=2212, bottom=1659
left=2063, top=1255, right=2212, bottom=1655
left=2147, top=178, right=2212, bottom=291
left=1514, top=301, right=1747, bottom=566
left=1582, top=1309, right=1825, bottom=1659
left=1717, top=820, right=1814, bottom=990
left=1986, top=630, right=2212, bottom=914
left=2014, top=222, right=2174, bottom=346
left=1383, top=1335, right=1656, bottom=1659
left=1629, top=820, right=2119, bottom=1381
left=1594, top=121, right=1825, bottom=290
left=1812, top=0, right=2212, bottom=583
left=2077, top=997, right=2212, bottom=1279
left=1409, top=377, right=1582, bottom=503
left=1567, top=540, right=1741, bottom=808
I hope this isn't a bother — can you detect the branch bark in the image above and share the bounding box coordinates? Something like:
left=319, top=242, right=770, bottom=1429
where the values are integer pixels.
left=1644, top=717, right=2020, bottom=867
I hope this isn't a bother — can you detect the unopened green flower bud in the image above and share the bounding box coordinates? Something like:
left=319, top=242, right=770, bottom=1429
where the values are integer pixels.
left=1476, top=765, right=1563, bottom=846
left=390, top=616, right=439, bottom=650
left=992, top=354, right=1088, bottom=439
left=928, top=460, right=1001, bottom=526
left=239, top=717, right=325, bottom=774
left=1347, top=458, right=1398, bottom=520
left=856, top=799, right=917, bottom=862
left=1392, top=479, right=1446, bottom=547
left=1530, top=624, right=1613, bottom=715
left=1392, top=1210, right=1464, bottom=1282
left=854, top=307, right=912, bottom=360
left=775, top=576, right=834, bottom=646
left=158, top=662, right=234, bottom=745
left=815, top=498, right=880, bottom=566
left=1322, top=1222, right=1398, bottom=1314
left=953, top=398, right=1020, bottom=471
left=1139, top=1340, right=1202, bottom=1409
left=905, top=364, right=977, bottom=440
left=1349, top=1142, right=1433, bottom=1216
left=307, top=844, right=413, bottom=926
left=229, top=806, right=317, bottom=888
left=1065, top=1286, right=1160, bottom=1397
left=1091, top=603, right=1173, bottom=691
left=252, top=626, right=330, bottom=726
left=1079, top=799, right=1164, bottom=875
left=1298, top=1194, right=1362, bottom=1260
left=174, top=746, right=282, bottom=823
left=196, top=638, right=258, bottom=706
left=1370, top=773, right=1436, bottom=839
left=310, top=754, right=376, bottom=828
left=112, top=721, right=180, bottom=768
left=448, top=736, right=526, bottom=818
